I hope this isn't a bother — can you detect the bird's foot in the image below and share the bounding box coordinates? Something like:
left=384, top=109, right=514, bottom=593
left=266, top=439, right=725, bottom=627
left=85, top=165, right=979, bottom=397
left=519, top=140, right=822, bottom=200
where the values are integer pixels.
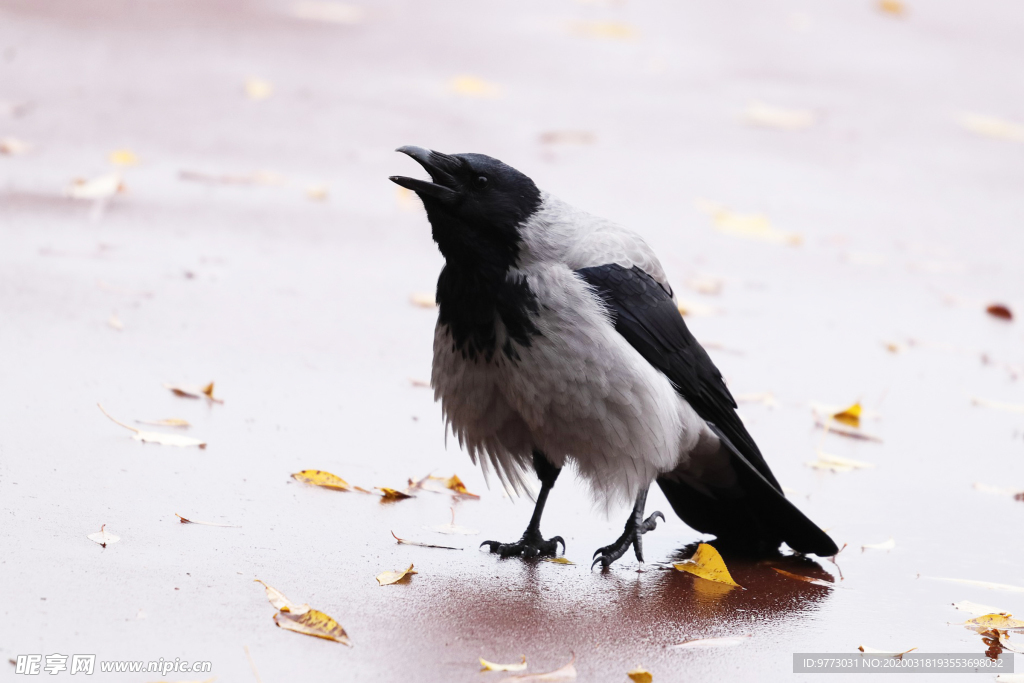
left=481, top=529, right=565, bottom=559
left=592, top=511, right=665, bottom=570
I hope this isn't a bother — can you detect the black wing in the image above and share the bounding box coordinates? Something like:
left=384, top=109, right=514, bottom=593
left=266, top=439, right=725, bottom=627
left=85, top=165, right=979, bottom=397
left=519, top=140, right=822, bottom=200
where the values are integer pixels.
left=575, top=264, right=781, bottom=491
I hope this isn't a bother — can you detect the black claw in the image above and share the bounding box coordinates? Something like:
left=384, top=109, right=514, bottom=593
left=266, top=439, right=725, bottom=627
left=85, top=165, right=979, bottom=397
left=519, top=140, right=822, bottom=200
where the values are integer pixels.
left=592, top=510, right=665, bottom=570
left=552, top=536, right=566, bottom=554
left=480, top=531, right=564, bottom=559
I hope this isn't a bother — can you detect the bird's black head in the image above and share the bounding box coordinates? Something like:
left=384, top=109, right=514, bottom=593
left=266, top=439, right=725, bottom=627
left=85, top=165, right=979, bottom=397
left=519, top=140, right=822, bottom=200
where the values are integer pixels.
left=389, top=146, right=541, bottom=273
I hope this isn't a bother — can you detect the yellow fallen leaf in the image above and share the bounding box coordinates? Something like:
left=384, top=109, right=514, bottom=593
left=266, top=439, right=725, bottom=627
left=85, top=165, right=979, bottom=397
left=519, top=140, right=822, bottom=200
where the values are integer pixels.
left=742, top=101, right=816, bottom=130
left=965, top=614, right=1024, bottom=630
left=137, top=418, right=190, bottom=428
left=953, top=600, right=1010, bottom=617
left=87, top=524, right=120, bottom=547
left=292, top=470, right=351, bottom=491
left=772, top=568, right=833, bottom=587
left=877, top=0, right=905, bottom=16
left=444, top=474, right=479, bottom=498
left=254, top=579, right=310, bottom=614
left=858, top=645, right=917, bottom=658
left=929, top=577, right=1024, bottom=593
left=376, top=563, right=417, bottom=586
left=0, top=137, right=31, bottom=155
left=411, top=292, right=436, bottom=308
left=831, top=402, right=862, bottom=428
left=480, top=655, right=527, bottom=672
left=68, top=173, right=123, bottom=200
left=671, top=635, right=751, bottom=649
left=378, top=487, right=413, bottom=501
left=163, top=381, right=223, bottom=403
left=507, top=654, right=576, bottom=682
left=175, top=513, right=239, bottom=528
left=391, top=530, right=461, bottom=550
left=566, top=21, right=637, bottom=40
left=99, top=404, right=207, bottom=448
left=108, top=313, right=124, bottom=330
left=673, top=543, right=741, bottom=587
left=806, top=451, right=874, bottom=472
left=275, top=608, right=350, bottom=645
left=245, top=78, right=273, bottom=100
left=695, top=199, right=801, bottom=246
left=109, top=149, right=138, bottom=166
left=543, top=557, right=575, bottom=565
left=627, top=667, right=652, bottom=683
left=306, top=184, right=328, bottom=201
left=449, top=75, right=501, bottom=98
left=290, top=1, right=364, bottom=23
left=861, top=537, right=895, bottom=551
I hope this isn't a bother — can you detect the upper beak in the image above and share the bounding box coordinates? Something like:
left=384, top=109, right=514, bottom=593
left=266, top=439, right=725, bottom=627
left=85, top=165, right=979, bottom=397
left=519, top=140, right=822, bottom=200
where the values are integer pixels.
left=389, top=146, right=461, bottom=201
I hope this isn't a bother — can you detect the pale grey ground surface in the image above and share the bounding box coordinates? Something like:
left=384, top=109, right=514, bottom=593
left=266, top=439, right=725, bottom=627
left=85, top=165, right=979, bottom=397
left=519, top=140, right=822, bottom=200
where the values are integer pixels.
left=1, top=1, right=1023, bottom=681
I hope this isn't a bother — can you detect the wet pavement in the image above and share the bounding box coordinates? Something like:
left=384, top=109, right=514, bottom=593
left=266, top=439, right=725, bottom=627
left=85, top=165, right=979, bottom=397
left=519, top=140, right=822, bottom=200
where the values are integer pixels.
left=1, top=0, right=1023, bottom=681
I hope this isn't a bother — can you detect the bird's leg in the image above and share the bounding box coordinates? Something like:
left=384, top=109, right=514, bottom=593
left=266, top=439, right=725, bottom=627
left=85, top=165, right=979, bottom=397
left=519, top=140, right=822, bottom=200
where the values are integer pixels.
left=481, top=451, right=565, bottom=559
left=592, top=486, right=665, bottom=570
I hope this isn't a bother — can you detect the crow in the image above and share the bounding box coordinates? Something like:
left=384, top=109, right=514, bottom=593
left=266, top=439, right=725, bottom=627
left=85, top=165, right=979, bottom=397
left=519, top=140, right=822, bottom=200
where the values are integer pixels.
left=390, top=146, right=838, bottom=568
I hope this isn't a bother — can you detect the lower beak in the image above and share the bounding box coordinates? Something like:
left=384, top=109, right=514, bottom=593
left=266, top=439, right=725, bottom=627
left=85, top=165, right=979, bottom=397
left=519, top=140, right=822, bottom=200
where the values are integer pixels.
left=389, top=146, right=460, bottom=201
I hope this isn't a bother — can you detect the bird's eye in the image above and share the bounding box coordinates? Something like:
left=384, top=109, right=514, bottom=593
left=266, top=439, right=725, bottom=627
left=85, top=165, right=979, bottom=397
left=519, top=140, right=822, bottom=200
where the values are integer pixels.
left=475, top=175, right=489, bottom=189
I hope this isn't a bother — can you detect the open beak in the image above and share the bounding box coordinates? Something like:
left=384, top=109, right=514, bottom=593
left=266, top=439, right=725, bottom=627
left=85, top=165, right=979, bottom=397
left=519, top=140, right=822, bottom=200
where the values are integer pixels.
left=389, top=146, right=461, bottom=201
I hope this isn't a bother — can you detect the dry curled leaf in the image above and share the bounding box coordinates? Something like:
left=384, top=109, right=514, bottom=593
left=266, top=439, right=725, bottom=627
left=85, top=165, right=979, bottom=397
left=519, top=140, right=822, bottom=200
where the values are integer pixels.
left=507, top=654, right=576, bottom=682
left=861, top=537, right=895, bottom=552
left=274, top=608, right=350, bottom=644
left=87, top=524, right=120, bottom=547
left=543, top=557, right=575, bottom=565
left=673, top=543, right=741, bottom=587
left=163, top=381, right=223, bottom=403
left=99, top=404, right=207, bottom=448
left=986, top=304, right=1014, bottom=320
left=376, top=563, right=417, bottom=586
left=292, top=470, right=351, bottom=491
left=255, top=579, right=310, bottom=614
left=449, top=75, right=501, bottom=98
left=858, top=645, right=917, bottom=658
left=479, top=655, right=527, bottom=672
left=772, top=568, right=833, bottom=587
left=670, top=635, right=751, bottom=649
left=626, top=667, right=652, bottom=683
left=831, top=402, right=862, bottom=428
left=742, top=102, right=816, bottom=130
left=137, top=418, right=189, bottom=428
left=965, top=614, right=1024, bottom=631
left=444, top=474, right=479, bottom=498
left=391, top=530, right=461, bottom=550
left=378, top=487, right=413, bottom=501
left=175, top=513, right=239, bottom=528
left=953, top=600, right=1010, bottom=617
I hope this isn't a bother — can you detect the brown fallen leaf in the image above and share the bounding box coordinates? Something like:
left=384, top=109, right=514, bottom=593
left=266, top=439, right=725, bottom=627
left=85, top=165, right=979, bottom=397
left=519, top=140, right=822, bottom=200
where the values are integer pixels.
left=163, top=381, right=223, bottom=403
left=858, top=645, right=917, bottom=659
left=742, top=102, right=817, bottom=130
left=378, top=487, right=413, bottom=501
left=986, top=304, right=1013, bottom=320
left=479, top=655, right=527, bottom=672
left=292, top=470, right=351, bottom=491
left=99, top=404, right=207, bottom=448
left=137, top=418, right=190, bottom=428
left=87, top=524, right=120, bottom=548
left=449, top=75, right=501, bottom=98
left=964, top=614, right=1024, bottom=631
left=670, top=635, right=752, bottom=649
left=772, top=568, right=833, bottom=587
left=175, top=513, right=240, bottom=528
left=376, top=563, right=417, bottom=586
left=444, top=474, right=480, bottom=498
left=507, top=654, right=576, bottom=681
left=255, top=579, right=310, bottom=613
left=626, top=667, right=652, bottom=683
left=831, top=402, right=862, bottom=428
left=254, top=580, right=350, bottom=645
left=391, top=530, right=461, bottom=550
left=673, top=543, right=741, bottom=587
